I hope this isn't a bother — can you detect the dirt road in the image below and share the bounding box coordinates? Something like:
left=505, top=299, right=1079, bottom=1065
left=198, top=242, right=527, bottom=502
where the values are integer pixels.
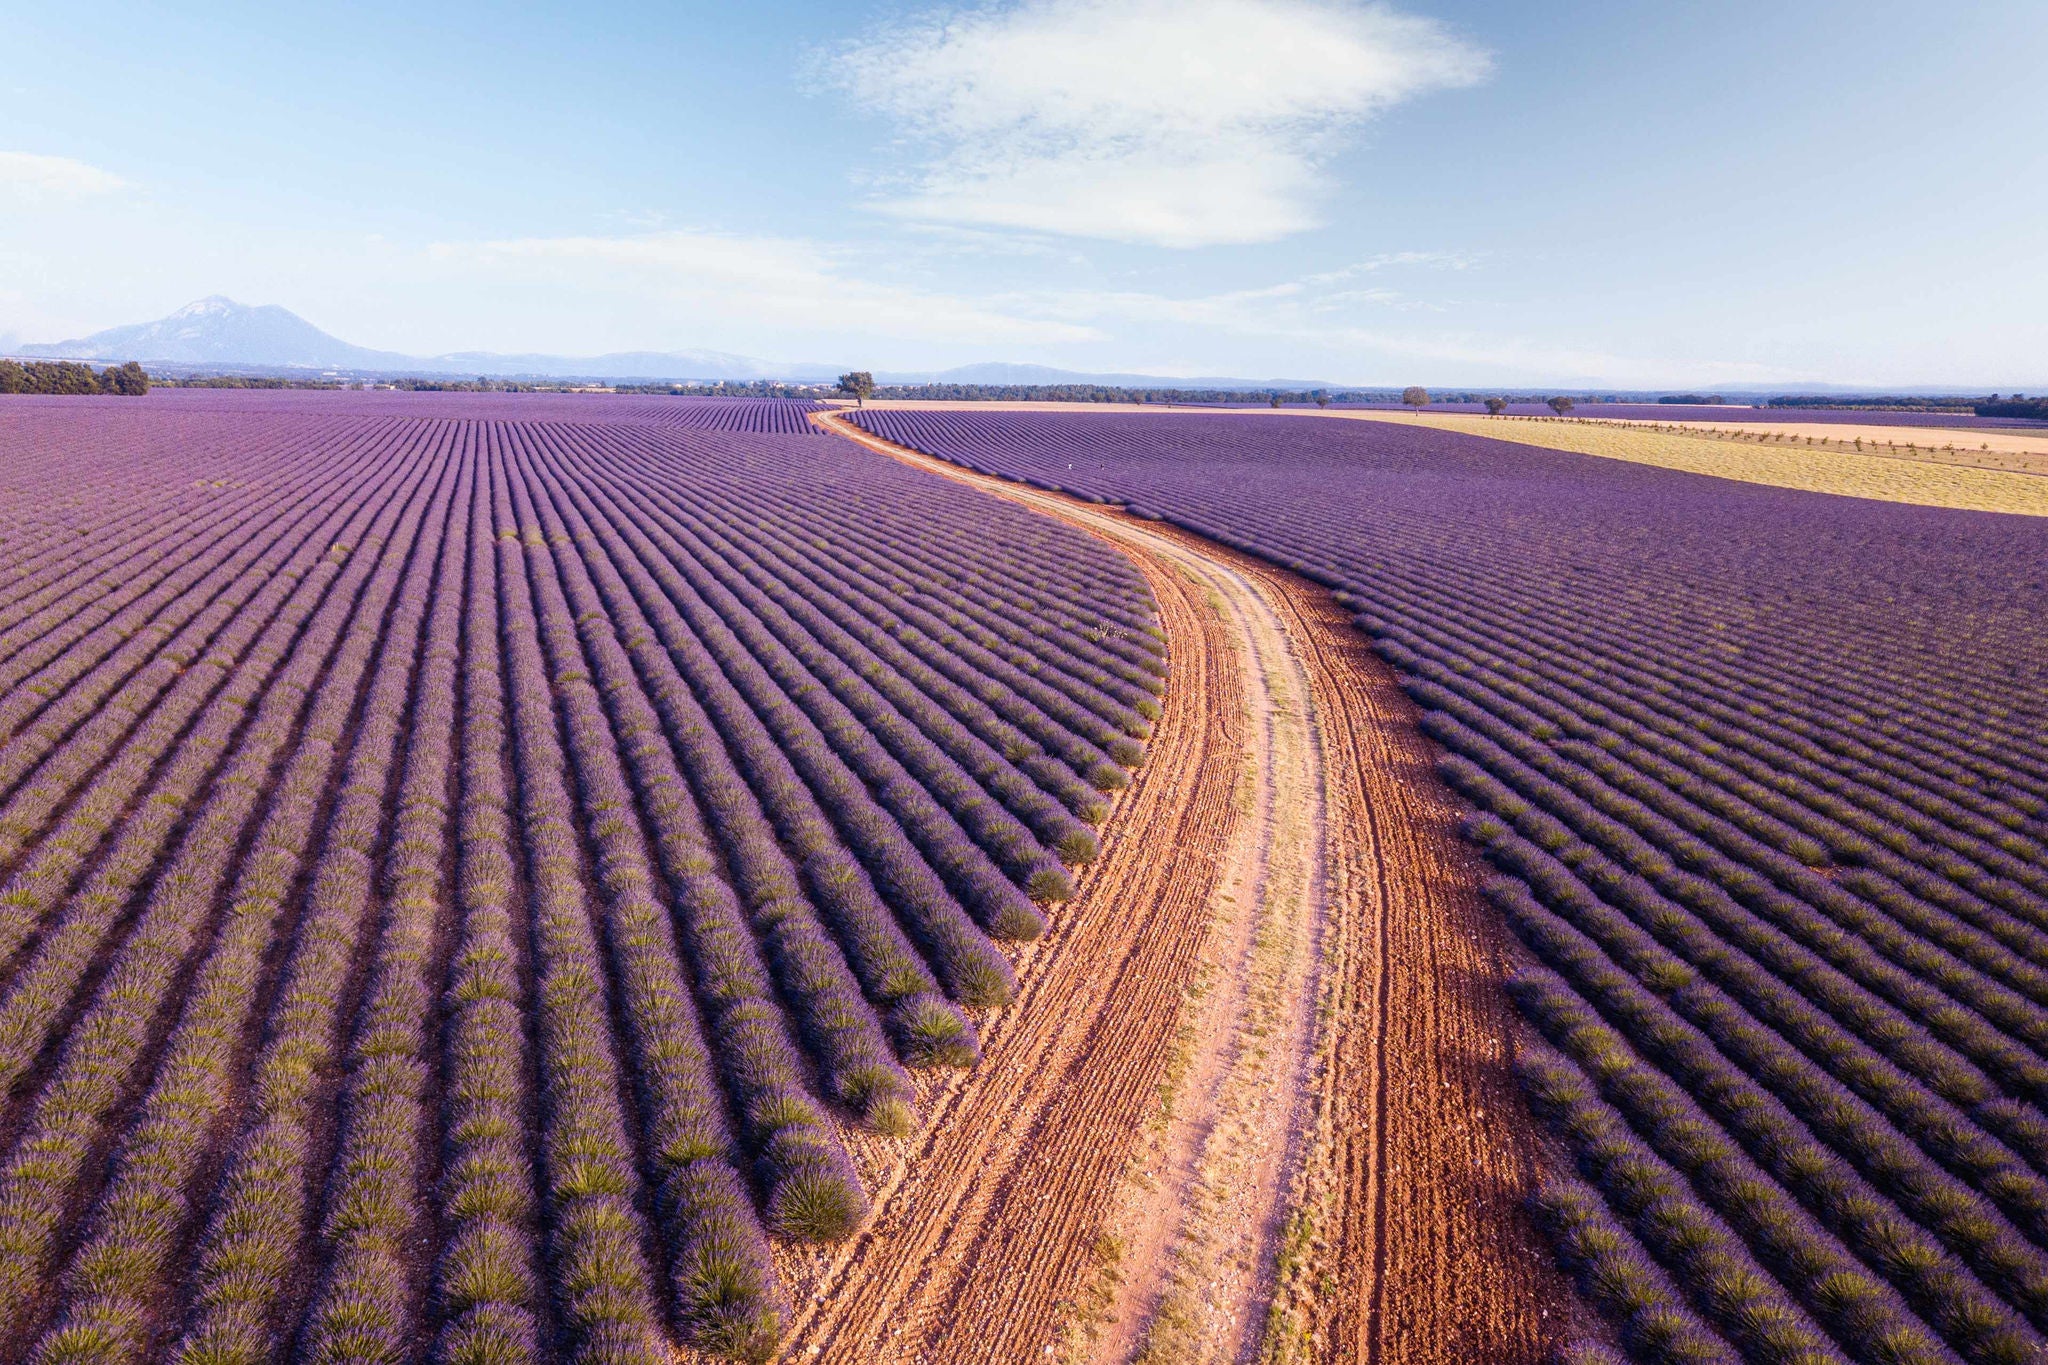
left=782, top=413, right=1569, bottom=1364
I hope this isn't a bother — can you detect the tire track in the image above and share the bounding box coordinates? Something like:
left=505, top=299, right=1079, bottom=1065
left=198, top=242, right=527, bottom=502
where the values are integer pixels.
left=1162, top=533, right=1573, bottom=1365
left=803, top=412, right=1573, bottom=1365
left=772, top=416, right=1245, bottom=1364
left=1089, top=540, right=1327, bottom=1365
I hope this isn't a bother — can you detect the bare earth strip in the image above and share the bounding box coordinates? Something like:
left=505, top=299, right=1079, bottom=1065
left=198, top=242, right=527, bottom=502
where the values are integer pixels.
left=788, top=412, right=1572, bottom=1365
left=1099, top=509, right=1328, bottom=1365
left=1166, top=529, right=1573, bottom=1365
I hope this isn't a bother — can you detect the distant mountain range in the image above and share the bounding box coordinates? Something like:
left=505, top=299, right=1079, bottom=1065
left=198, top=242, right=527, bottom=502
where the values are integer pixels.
left=15, top=298, right=837, bottom=383
left=13, top=298, right=2008, bottom=396
left=14, top=297, right=1357, bottom=390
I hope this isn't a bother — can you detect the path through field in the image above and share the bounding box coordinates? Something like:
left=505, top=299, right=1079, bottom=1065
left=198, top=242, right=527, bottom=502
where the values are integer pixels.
left=792, top=413, right=1569, bottom=1364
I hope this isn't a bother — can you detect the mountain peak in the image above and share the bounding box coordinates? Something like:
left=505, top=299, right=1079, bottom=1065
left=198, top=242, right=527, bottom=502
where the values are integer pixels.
left=173, top=295, right=247, bottom=317
left=19, top=297, right=409, bottom=370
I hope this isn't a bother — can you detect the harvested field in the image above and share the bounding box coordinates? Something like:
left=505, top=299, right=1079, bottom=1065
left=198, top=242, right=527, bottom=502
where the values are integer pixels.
left=815, top=412, right=1571, bottom=1365
left=1333, top=402, right=2047, bottom=430
left=1596, top=417, right=2048, bottom=460
left=1337, top=410, right=2048, bottom=512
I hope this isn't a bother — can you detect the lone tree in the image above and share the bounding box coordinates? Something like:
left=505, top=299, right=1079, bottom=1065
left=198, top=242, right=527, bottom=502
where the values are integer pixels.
left=1401, top=385, right=1430, bottom=410
left=1269, top=392, right=1285, bottom=408
left=1547, top=395, right=1575, bottom=416
left=836, top=370, right=876, bottom=407
left=1483, top=397, right=1507, bottom=415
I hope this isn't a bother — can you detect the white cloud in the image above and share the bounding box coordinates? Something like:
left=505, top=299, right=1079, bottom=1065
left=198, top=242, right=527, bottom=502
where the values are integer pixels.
left=428, top=228, right=1098, bottom=347
left=821, top=0, right=1489, bottom=247
left=0, top=152, right=126, bottom=205
left=1304, top=250, right=1476, bottom=282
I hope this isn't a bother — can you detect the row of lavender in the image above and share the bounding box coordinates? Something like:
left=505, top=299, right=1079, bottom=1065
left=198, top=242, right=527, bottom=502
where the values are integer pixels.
left=0, top=404, right=1160, bottom=1364
left=854, top=407, right=2048, bottom=1365
left=0, top=389, right=828, bottom=432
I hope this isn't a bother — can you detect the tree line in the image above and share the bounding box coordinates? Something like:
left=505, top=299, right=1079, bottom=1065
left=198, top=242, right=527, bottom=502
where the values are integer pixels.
left=1976, top=397, right=2047, bottom=421
left=840, top=379, right=1598, bottom=410
left=1765, top=395, right=1976, bottom=413
left=618, top=379, right=833, bottom=398
left=1402, top=387, right=1575, bottom=416
left=156, top=375, right=342, bottom=390
left=848, top=381, right=1355, bottom=405
left=0, top=360, right=149, bottom=396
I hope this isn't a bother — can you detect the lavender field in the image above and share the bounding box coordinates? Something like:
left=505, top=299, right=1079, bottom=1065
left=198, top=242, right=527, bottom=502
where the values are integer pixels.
left=0, top=396, right=1160, bottom=1363
left=1, top=389, right=829, bottom=431
left=855, top=407, right=2048, bottom=1365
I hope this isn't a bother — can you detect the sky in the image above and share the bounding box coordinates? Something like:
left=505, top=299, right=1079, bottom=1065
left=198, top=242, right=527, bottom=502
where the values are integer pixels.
left=3, top=0, right=2045, bottom=387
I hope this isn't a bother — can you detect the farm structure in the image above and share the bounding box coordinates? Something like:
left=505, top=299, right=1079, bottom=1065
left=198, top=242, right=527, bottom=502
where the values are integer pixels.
left=0, top=397, right=1159, bottom=1364
left=851, top=406, right=2048, bottom=1365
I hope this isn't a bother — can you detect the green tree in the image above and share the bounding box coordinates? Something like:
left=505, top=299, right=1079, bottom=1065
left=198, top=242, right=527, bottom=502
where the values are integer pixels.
left=98, top=361, right=149, bottom=396
left=1483, top=397, right=1507, bottom=416
left=1547, top=395, right=1575, bottom=415
left=36, top=362, right=101, bottom=395
left=837, top=370, right=876, bottom=407
left=1, top=359, right=149, bottom=396
left=1269, top=392, right=1285, bottom=408
left=1401, top=385, right=1430, bottom=410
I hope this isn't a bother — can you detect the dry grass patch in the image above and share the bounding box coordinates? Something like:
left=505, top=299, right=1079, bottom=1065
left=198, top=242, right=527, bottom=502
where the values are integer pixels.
left=1342, top=411, right=2048, bottom=516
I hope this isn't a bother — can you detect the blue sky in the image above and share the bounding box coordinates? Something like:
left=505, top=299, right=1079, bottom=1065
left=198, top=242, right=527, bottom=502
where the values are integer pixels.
left=3, top=0, right=2044, bottom=386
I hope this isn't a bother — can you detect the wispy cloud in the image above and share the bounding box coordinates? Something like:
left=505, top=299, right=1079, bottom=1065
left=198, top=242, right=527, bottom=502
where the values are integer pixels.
left=976, top=260, right=1808, bottom=385
left=1006, top=252, right=1460, bottom=332
left=1304, top=251, right=1477, bottom=283
left=428, top=228, right=1099, bottom=347
left=0, top=152, right=126, bottom=205
left=415, top=227, right=1771, bottom=385
left=819, top=0, right=1490, bottom=248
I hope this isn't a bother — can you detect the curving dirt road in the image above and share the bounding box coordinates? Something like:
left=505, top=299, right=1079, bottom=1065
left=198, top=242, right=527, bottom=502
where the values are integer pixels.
left=781, top=412, right=1571, bottom=1365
